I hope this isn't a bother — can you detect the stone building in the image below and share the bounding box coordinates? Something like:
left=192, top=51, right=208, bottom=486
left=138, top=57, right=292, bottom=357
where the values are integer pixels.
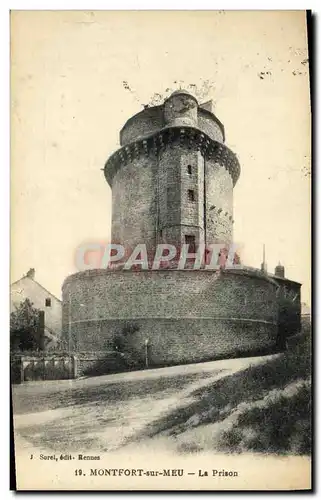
left=62, top=90, right=301, bottom=372
left=11, top=268, right=62, bottom=346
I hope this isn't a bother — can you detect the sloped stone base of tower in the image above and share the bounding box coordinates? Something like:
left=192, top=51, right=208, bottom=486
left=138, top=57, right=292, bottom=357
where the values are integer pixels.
left=62, top=268, right=279, bottom=373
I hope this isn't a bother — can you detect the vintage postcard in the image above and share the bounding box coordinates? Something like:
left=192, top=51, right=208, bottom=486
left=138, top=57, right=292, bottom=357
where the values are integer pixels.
left=10, top=10, right=312, bottom=491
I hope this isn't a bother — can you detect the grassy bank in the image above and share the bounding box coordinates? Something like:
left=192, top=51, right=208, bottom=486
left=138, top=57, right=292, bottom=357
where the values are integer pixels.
left=137, top=328, right=311, bottom=455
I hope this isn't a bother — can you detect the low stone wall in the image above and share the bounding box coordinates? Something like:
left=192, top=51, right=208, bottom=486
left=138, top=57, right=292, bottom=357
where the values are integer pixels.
left=10, top=353, right=77, bottom=384
left=75, top=351, right=130, bottom=377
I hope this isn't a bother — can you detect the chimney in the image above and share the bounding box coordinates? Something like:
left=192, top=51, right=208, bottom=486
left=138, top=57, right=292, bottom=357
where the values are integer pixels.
left=260, top=244, right=267, bottom=273
left=275, top=262, right=285, bottom=278
left=26, top=268, right=35, bottom=279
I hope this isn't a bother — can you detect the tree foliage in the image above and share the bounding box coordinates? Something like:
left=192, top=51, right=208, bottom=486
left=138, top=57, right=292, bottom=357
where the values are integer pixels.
left=10, top=298, right=42, bottom=351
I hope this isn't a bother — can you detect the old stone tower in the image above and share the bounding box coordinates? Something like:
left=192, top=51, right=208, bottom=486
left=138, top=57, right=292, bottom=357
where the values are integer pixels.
left=105, top=90, right=240, bottom=258
left=62, top=90, right=301, bottom=375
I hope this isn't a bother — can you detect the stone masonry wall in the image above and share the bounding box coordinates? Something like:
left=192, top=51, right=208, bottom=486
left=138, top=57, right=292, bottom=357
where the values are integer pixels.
left=180, top=149, right=204, bottom=233
left=111, top=154, right=158, bottom=251
left=275, top=278, right=301, bottom=341
left=158, top=146, right=205, bottom=248
left=164, top=93, right=198, bottom=128
left=110, top=143, right=234, bottom=252
left=62, top=269, right=278, bottom=366
left=158, top=147, right=182, bottom=233
left=119, top=97, right=224, bottom=147
left=206, top=158, right=234, bottom=244
left=197, top=112, right=224, bottom=143
left=120, top=106, right=164, bottom=146
left=68, top=319, right=276, bottom=367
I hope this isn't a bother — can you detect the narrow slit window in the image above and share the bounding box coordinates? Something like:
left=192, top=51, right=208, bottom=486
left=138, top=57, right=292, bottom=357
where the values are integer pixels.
left=187, top=165, right=192, bottom=175
left=185, top=235, right=196, bottom=253
left=188, top=189, right=195, bottom=202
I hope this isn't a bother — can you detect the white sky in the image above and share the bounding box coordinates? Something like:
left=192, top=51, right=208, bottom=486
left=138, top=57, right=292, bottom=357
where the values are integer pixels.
left=10, top=10, right=311, bottom=303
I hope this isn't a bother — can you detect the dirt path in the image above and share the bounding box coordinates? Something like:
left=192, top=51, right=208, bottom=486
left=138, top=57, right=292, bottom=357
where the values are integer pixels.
left=13, top=354, right=280, bottom=454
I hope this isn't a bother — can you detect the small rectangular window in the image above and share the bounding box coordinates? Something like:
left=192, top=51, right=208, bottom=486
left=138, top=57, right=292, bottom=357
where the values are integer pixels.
left=187, top=165, right=192, bottom=175
left=45, top=298, right=51, bottom=307
left=188, top=189, right=195, bottom=202
left=185, top=235, right=196, bottom=253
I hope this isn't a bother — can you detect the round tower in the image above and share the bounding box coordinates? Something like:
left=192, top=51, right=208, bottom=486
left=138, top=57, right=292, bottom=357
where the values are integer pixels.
left=62, top=90, right=279, bottom=374
left=104, top=90, right=240, bottom=256
left=163, top=90, right=198, bottom=128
